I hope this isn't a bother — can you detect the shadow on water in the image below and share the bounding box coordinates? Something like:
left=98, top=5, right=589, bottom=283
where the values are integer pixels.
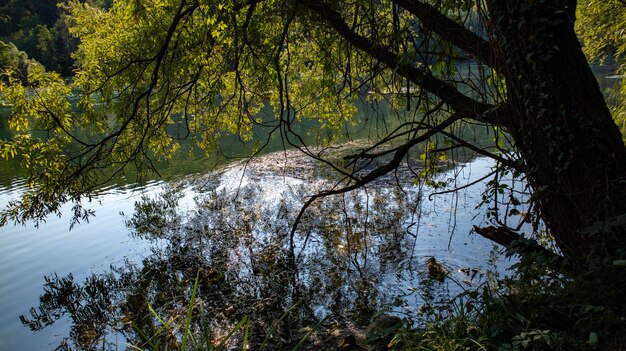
left=19, top=152, right=510, bottom=351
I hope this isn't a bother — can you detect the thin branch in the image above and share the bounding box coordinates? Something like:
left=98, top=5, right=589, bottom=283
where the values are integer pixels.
left=436, top=129, right=522, bottom=171
left=300, top=1, right=500, bottom=124
left=428, top=168, right=497, bottom=200
left=473, top=225, right=566, bottom=269
left=392, top=0, right=500, bottom=70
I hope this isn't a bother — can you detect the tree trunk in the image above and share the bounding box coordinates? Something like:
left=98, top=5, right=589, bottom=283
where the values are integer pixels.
left=488, top=0, right=626, bottom=265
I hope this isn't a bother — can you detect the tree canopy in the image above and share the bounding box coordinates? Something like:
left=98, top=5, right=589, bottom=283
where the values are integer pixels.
left=1, top=0, right=625, bottom=268
left=0, top=0, right=104, bottom=75
left=0, top=40, right=41, bottom=81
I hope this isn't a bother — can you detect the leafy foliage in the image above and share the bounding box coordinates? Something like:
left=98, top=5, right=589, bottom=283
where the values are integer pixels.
left=1, top=0, right=624, bottom=294
left=2, top=1, right=625, bottom=349
left=576, top=0, right=626, bottom=137
left=0, top=0, right=520, bottom=227
left=0, top=40, right=41, bottom=81
left=387, top=254, right=626, bottom=351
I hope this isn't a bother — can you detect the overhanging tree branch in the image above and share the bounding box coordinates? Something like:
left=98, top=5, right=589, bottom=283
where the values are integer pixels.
left=391, top=0, right=500, bottom=70
left=473, top=225, right=566, bottom=269
left=300, top=0, right=499, bottom=124
left=61, top=0, right=201, bottom=191
left=436, top=128, right=522, bottom=171
left=289, top=104, right=504, bottom=250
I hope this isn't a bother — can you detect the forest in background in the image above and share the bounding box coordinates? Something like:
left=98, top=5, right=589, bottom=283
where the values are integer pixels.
left=0, top=0, right=110, bottom=77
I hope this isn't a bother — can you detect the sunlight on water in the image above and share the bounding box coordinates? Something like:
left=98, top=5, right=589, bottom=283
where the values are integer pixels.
left=191, top=156, right=517, bottom=320
left=0, top=156, right=521, bottom=350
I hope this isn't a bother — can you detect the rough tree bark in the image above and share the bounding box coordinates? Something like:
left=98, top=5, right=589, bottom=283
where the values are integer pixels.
left=301, top=0, right=626, bottom=267
left=487, top=0, right=626, bottom=265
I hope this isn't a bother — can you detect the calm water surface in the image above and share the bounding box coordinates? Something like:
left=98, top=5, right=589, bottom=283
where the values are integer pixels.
left=0, top=181, right=163, bottom=350
left=0, top=154, right=515, bottom=350
left=0, top=65, right=617, bottom=350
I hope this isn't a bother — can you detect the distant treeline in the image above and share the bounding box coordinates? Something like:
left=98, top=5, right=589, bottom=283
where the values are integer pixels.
left=0, top=0, right=111, bottom=77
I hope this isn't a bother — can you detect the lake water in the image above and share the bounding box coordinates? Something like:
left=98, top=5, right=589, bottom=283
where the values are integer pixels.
left=0, top=65, right=619, bottom=350
left=0, top=149, right=518, bottom=350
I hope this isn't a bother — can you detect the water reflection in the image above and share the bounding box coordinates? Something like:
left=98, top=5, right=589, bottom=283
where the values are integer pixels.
left=20, top=158, right=502, bottom=350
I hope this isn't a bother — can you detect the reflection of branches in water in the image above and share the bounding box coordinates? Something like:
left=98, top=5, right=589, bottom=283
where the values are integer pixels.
left=20, top=272, right=119, bottom=350
left=21, top=181, right=420, bottom=350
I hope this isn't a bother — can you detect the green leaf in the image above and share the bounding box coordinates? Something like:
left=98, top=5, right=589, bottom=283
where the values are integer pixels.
left=182, top=270, right=200, bottom=351
left=612, top=260, right=626, bottom=266
left=587, top=332, right=598, bottom=346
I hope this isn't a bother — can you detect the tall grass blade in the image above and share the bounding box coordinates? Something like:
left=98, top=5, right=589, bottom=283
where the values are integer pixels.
left=215, top=315, right=250, bottom=351
left=131, top=321, right=158, bottom=350
left=243, top=316, right=250, bottom=351
left=189, top=329, right=200, bottom=350
left=259, top=300, right=302, bottom=350
left=148, top=303, right=174, bottom=329
left=199, top=304, right=212, bottom=349
left=182, top=270, right=201, bottom=351
left=291, top=316, right=328, bottom=351
left=145, top=303, right=179, bottom=348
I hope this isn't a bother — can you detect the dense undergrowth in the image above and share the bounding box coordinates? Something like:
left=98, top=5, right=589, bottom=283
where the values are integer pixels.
left=389, top=257, right=626, bottom=351
left=129, top=258, right=626, bottom=351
